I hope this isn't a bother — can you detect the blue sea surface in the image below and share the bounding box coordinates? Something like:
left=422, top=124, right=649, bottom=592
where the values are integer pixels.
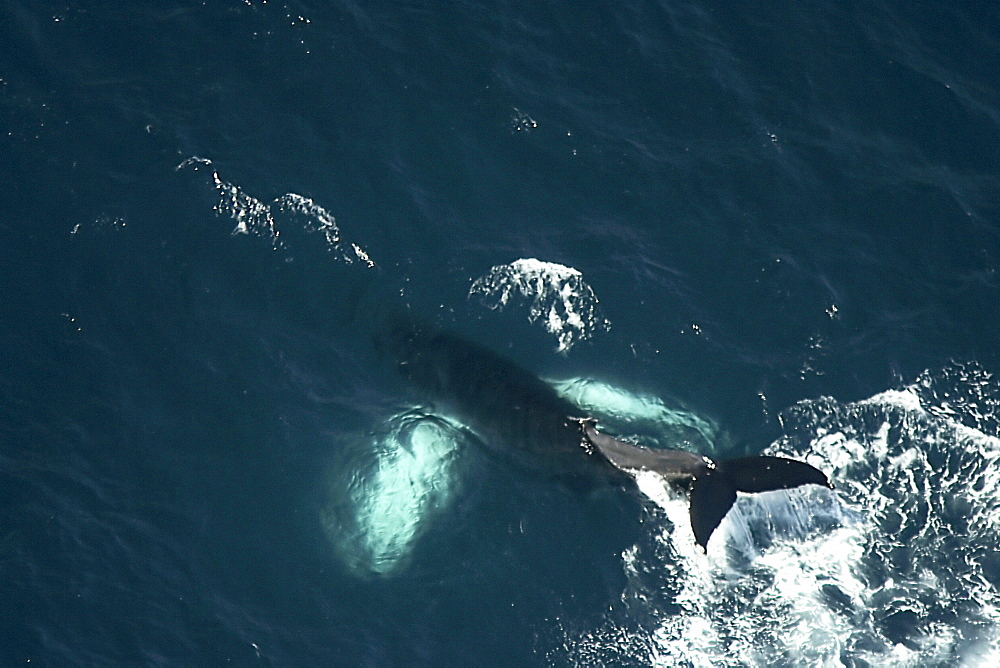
left=2, top=1, right=999, bottom=665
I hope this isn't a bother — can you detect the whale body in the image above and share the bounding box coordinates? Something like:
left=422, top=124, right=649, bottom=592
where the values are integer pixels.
left=378, top=316, right=833, bottom=551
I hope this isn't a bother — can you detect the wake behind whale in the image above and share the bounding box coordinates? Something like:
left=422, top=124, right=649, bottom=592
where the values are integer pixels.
left=378, top=315, right=834, bottom=550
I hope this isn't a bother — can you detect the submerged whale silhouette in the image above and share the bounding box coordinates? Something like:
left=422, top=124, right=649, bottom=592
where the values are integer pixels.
left=378, top=316, right=833, bottom=551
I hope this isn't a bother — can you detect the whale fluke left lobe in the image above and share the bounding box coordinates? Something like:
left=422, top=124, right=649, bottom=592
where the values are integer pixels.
left=689, top=456, right=834, bottom=551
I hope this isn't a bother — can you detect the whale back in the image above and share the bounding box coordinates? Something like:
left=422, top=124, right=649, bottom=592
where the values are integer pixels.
left=581, top=421, right=712, bottom=480
left=378, top=315, right=834, bottom=549
left=376, top=315, right=626, bottom=486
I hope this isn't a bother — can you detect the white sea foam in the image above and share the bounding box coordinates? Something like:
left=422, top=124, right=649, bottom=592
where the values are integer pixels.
left=176, top=157, right=375, bottom=266
left=554, top=364, right=1000, bottom=666
left=469, top=258, right=610, bottom=352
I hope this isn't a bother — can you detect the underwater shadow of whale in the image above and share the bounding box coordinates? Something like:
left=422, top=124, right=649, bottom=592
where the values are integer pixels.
left=376, top=315, right=833, bottom=551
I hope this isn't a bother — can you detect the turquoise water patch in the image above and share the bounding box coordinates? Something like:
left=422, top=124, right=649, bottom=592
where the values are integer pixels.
left=551, top=376, right=720, bottom=454
left=323, top=413, right=467, bottom=577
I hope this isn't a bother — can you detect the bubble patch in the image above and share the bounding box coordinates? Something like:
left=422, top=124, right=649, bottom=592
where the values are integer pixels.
left=469, top=258, right=610, bottom=352
left=176, top=157, right=375, bottom=266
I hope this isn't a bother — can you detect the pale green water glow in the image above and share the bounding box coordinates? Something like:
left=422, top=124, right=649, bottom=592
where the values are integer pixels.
left=326, top=413, right=463, bottom=576
left=551, top=377, right=719, bottom=452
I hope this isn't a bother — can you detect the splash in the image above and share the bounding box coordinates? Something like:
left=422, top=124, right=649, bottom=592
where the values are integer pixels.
left=551, top=363, right=1000, bottom=666
left=469, top=258, right=610, bottom=352
left=176, top=157, right=375, bottom=266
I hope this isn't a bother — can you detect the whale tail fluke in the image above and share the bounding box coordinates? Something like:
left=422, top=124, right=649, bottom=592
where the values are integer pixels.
left=581, top=420, right=833, bottom=551
left=690, top=456, right=834, bottom=551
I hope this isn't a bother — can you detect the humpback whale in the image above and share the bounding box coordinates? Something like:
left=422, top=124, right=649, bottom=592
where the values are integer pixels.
left=378, top=316, right=833, bottom=551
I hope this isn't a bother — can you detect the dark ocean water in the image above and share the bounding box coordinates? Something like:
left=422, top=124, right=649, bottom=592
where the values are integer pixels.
left=2, top=1, right=999, bottom=665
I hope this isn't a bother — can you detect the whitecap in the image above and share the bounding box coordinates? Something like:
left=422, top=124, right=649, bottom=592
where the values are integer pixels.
left=469, top=258, right=610, bottom=352
left=175, top=157, right=375, bottom=266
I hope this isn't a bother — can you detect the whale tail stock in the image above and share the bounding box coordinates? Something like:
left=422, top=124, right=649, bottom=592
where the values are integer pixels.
left=580, top=421, right=833, bottom=551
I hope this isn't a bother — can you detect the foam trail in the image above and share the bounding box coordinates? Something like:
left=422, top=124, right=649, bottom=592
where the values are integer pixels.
left=551, top=363, right=1000, bottom=666
left=469, top=258, right=610, bottom=352
left=175, top=157, right=375, bottom=266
